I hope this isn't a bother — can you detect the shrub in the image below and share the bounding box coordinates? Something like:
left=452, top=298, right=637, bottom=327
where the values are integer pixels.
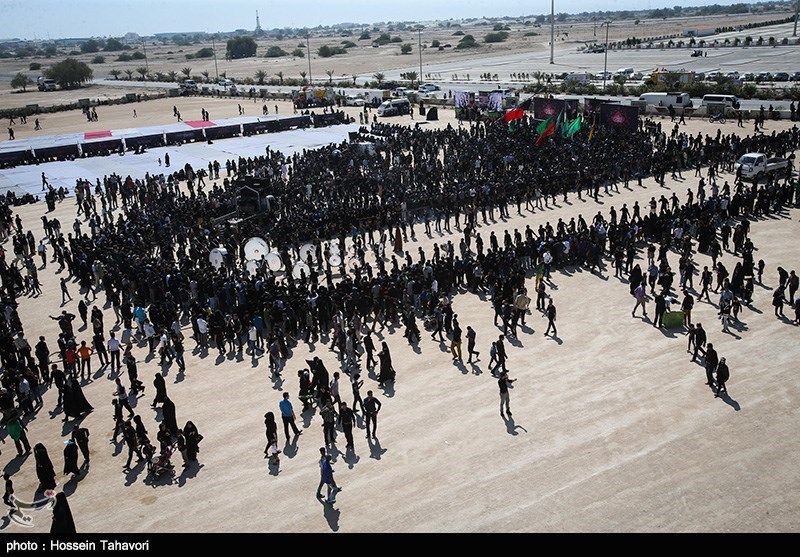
left=400, top=43, right=412, bottom=54
left=390, top=36, right=403, bottom=43
left=484, top=32, right=509, bottom=43
left=291, top=48, right=305, bottom=58
left=116, top=53, right=133, bottom=61
left=265, top=46, right=289, bottom=57
left=195, top=47, right=214, bottom=58
left=131, top=51, right=145, bottom=60
left=341, top=41, right=357, bottom=49
left=453, top=30, right=465, bottom=36
left=318, top=45, right=347, bottom=57
left=456, top=35, right=480, bottom=49
left=431, top=39, right=440, bottom=47
left=359, top=31, right=371, bottom=40
left=524, top=31, right=538, bottom=37
left=29, top=62, right=42, bottom=70
left=92, top=55, right=105, bottom=64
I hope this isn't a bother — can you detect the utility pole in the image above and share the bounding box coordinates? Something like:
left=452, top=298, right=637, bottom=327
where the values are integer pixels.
left=306, top=33, right=312, bottom=84
left=141, top=38, right=148, bottom=75
left=211, top=34, right=219, bottom=81
left=550, top=0, right=555, bottom=64
left=603, top=22, right=610, bottom=92
left=418, top=28, right=423, bottom=87
left=794, top=0, right=799, bottom=37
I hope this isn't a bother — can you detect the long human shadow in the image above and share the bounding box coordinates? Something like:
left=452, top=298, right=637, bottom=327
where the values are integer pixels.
left=177, top=462, right=204, bottom=487
left=318, top=497, right=340, bottom=532
left=716, top=391, right=740, bottom=411
left=366, top=437, right=387, bottom=460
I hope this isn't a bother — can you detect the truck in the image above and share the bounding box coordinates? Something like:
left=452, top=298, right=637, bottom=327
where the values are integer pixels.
left=734, top=153, right=789, bottom=180
left=37, top=76, right=57, bottom=91
left=638, top=91, right=693, bottom=109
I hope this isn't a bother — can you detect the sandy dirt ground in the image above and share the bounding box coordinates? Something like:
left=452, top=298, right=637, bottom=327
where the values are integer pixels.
left=1, top=76, right=799, bottom=534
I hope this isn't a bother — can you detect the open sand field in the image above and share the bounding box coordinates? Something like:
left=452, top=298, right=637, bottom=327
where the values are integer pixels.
left=0, top=90, right=799, bottom=534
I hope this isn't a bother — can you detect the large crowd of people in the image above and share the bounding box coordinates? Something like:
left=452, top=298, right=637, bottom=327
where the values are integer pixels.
left=0, top=106, right=798, bottom=529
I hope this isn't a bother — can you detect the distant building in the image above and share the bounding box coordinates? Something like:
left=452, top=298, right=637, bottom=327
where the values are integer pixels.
left=684, top=26, right=715, bottom=38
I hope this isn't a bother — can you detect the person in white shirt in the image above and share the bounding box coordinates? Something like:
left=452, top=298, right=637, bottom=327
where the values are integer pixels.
left=196, top=316, right=209, bottom=349
left=107, top=332, right=122, bottom=372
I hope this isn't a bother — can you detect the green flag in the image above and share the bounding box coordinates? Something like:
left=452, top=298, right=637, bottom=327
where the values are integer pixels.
left=536, top=116, right=554, bottom=135
left=566, top=117, right=582, bottom=138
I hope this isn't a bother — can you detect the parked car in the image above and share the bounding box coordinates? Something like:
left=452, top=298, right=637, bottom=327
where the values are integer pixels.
left=742, top=72, right=756, bottom=81
left=693, top=71, right=705, bottom=81
left=218, top=78, right=234, bottom=87
left=756, top=71, right=773, bottom=82
left=705, top=71, right=722, bottom=80
left=790, top=71, right=800, bottom=81
left=344, top=94, right=366, bottom=107
left=418, top=83, right=441, bottom=93
left=773, top=72, right=790, bottom=82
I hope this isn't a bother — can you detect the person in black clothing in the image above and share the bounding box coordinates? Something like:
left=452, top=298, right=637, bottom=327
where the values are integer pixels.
left=653, top=292, right=666, bottom=328
left=705, top=343, right=719, bottom=388
left=544, top=299, right=557, bottom=336
left=51, top=364, right=65, bottom=406
left=363, top=390, right=382, bottom=439
left=491, top=335, right=508, bottom=375
left=71, top=425, right=90, bottom=463
left=715, top=358, right=730, bottom=397
left=363, top=332, right=376, bottom=369
left=691, top=323, right=707, bottom=362
left=50, top=493, right=76, bottom=534
left=466, top=326, right=479, bottom=363
left=34, top=443, right=57, bottom=491
left=152, top=373, right=168, bottom=408
left=339, top=401, right=355, bottom=450
left=263, top=411, right=280, bottom=461
left=122, top=421, right=143, bottom=469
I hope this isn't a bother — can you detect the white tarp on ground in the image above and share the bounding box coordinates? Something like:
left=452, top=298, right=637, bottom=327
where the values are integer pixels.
left=0, top=122, right=359, bottom=198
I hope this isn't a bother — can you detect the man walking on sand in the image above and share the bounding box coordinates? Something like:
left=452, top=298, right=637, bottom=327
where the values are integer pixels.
left=279, top=392, right=302, bottom=440
left=499, top=371, right=516, bottom=416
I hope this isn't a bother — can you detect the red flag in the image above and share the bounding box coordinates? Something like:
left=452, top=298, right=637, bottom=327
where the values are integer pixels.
left=504, top=108, right=524, bottom=123
left=535, top=117, right=556, bottom=146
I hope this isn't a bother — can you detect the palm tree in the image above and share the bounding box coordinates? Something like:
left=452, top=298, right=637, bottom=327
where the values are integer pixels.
left=276, top=71, right=284, bottom=85
left=109, top=69, right=121, bottom=80
left=373, top=72, right=385, bottom=85
left=136, top=66, right=148, bottom=80
left=201, top=70, right=210, bottom=83
left=255, top=70, right=267, bottom=85
left=124, top=69, right=134, bottom=80
left=352, top=74, right=358, bottom=86
left=326, top=69, right=335, bottom=85
left=181, top=67, right=192, bottom=79
left=405, top=70, right=418, bottom=88
left=167, top=70, right=178, bottom=82
left=154, top=72, right=166, bottom=82
left=299, top=71, right=307, bottom=84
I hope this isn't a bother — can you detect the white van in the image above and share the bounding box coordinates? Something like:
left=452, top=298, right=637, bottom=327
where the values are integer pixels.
left=638, top=92, right=692, bottom=108
left=377, top=98, right=411, bottom=116
left=701, top=94, right=740, bottom=109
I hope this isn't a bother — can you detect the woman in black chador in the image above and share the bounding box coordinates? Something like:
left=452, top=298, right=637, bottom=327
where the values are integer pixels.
left=34, top=443, right=57, bottom=491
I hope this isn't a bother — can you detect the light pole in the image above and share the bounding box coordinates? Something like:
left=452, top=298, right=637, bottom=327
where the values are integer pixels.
left=141, top=38, right=149, bottom=76
left=602, top=21, right=611, bottom=92
left=794, top=0, right=798, bottom=37
left=306, top=33, right=312, bottom=85
left=211, top=34, right=219, bottom=81
left=549, top=0, right=555, bottom=64
left=418, top=28, right=423, bottom=86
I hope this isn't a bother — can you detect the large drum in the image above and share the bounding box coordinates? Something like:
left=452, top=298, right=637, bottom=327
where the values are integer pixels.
left=328, top=254, right=342, bottom=267
left=244, top=237, right=269, bottom=261
left=245, top=259, right=260, bottom=278
left=292, top=261, right=311, bottom=279
left=299, top=243, right=315, bottom=262
left=209, top=247, right=228, bottom=270
left=265, top=252, right=283, bottom=272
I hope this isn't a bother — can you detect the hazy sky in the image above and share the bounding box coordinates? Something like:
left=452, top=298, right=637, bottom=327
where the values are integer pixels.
left=0, top=0, right=777, bottom=40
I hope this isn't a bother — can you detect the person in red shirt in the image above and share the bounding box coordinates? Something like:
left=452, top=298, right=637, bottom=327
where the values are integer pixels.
left=77, top=341, right=93, bottom=381
left=64, top=345, right=77, bottom=377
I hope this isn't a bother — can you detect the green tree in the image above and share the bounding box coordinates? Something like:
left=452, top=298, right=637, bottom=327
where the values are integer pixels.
left=29, top=62, right=42, bottom=70
left=456, top=35, right=480, bottom=49
left=195, top=47, right=214, bottom=58
left=299, top=71, right=307, bottom=84
left=124, top=69, right=133, bottom=80
left=136, top=66, right=148, bottom=80
left=201, top=70, right=210, bottom=82
left=226, top=35, right=257, bottom=59
left=10, top=72, right=33, bottom=91
left=44, top=58, right=93, bottom=89
left=92, top=55, right=105, bottom=64
left=103, top=38, right=125, bottom=51
left=431, top=39, right=440, bottom=48
left=255, top=69, right=267, bottom=84
left=181, top=67, right=192, bottom=79
left=291, top=48, right=305, bottom=57
left=265, top=46, right=288, bottom=57
left=359, top=31, right=371, bottom=40
left=484, top=32, right=509, bottom=43
left=373, top=72, right=385, bottom=84
left=405, top=70, right=418, bottom=87
left=326, top=69, right=334, bottom=84
left=167, top=70, right=178, bottom=82
left=400, top=43, right=412, bottom=54
left=109, top=69, right=121, bottom=80
left=80, top=39, right=100, bottom=54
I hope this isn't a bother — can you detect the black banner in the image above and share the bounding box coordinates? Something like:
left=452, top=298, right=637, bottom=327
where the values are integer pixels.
left=165, top=129, right=205, bottom=145
left=34, top=144, right=80, bottom=159
left=205, top=124, right=241, bottom=141
left=125, top=134, right=165, bottom=149
left=534, top=98, right=564, bottom=120
left=81, top=139, right=123, bottom=156
left=0, top=149, right=33, bottom=166
left=599, top=103, right=639, bottom=131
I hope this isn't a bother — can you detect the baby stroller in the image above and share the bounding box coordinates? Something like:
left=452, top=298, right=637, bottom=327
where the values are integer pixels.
left=148, top=443, right=176, bottom=481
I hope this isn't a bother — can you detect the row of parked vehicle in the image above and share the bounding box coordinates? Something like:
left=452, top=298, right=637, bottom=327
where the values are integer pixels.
left=701, top=70, right=800, bottom=82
